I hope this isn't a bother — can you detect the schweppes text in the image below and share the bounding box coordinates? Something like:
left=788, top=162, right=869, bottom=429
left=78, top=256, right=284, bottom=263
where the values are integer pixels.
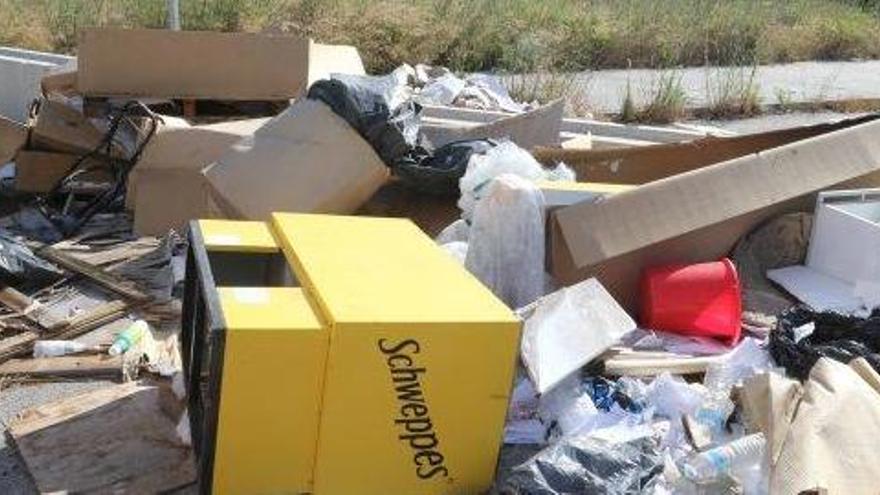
left=378, top=338, right=450, bottom=480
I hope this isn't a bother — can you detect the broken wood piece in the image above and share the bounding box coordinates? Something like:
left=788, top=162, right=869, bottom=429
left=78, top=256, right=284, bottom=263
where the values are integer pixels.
left=0, top=354, right=123, bottom=379
left=683, top=414, right=713, bottom=451
left=0, top=285, right=64, bottom=329
left=602, top=351, right=724, bottom=376
left=37, top=247, right=152, bottom=303
left=0, top=300, right=129, bottom=364
left=8, top=381, right=196, bottom=493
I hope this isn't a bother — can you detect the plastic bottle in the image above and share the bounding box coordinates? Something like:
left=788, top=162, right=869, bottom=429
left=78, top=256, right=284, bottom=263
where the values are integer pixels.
left=33, top=340, right=98, bottom=358
left=108, top=320, right=149, bottom=356
left=684, top=432, right=766, bottom=482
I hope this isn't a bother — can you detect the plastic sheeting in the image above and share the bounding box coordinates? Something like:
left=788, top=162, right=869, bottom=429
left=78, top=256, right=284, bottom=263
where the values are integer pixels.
left=770, top=306, right=880, bottom=380
left=465, top=174, right=545, bottom=309
left=458, top=141, right=572, bottom=222
left=0, top=229, right=62, bottom=290
left=394, top=138, right=497, bottom=196
left=500, top=424, right=664, bottom=495
left=307, top=69, right=420, bottom=165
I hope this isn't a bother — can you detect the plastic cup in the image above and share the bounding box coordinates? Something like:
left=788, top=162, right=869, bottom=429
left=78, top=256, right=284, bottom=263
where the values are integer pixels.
left=640, top=258, right=742, bottom=346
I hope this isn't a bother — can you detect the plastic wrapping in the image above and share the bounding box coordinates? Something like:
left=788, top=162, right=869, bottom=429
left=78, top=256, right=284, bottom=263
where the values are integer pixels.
left=439, top=241, right=468, bottom=265
left=435, top=219, right=470, bottom=245
left=0, top=229, right=63, bottom=290
left=770, top=306, right=880, bottom=380
left=697, top=338, right=773, bottom=432
left=458, top=141, right=571, bottom=222
left=307, top=70, right=420, bottom=165
left=500, top=424, right=663, bottom=495
left=394, top=138, right=497, bottom=196
left=465, top=174, right=545, bottom=309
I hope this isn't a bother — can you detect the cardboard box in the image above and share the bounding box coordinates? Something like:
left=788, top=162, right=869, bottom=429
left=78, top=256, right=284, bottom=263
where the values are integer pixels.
left=272, top=213, right=520, bottom=495
left=0, top=115, right=27, bottom=164
left=78, top=29, right=365, bottom=100
left=549, top=115, right=880, bottom=313
left=203, top=99, right=389, bottom=221
left=40, top=70, right=78, bottom=97
left=14, top=150, right=110, bottom=192
left=130, top=117, right=269, bottom=235
left=29, top=99, right=109, bottom=155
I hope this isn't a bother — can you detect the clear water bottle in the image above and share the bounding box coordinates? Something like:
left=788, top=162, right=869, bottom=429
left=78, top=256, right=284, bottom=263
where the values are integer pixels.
left=684, top=432, right=766, bottom=482
left=108, top=320, right=149, bottom=356
left=33, top=340, right=98, bottom=358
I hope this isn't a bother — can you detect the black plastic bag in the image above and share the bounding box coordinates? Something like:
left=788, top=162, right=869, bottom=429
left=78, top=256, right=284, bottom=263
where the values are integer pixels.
left=0, top=229, right=63, bottom=290
left=393, top=139, right=497, bottom=196
left=499, top=430, right=663, bottom=495
left=770, top=306, right=880, bottom=380
left=307, top=74, right=420, bottom=165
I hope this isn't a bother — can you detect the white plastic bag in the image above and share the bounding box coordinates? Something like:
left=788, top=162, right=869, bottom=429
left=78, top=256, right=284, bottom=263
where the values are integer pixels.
left=435, top=218, right=469, bottom=244
left=465, top=174, right=545, bottom=308
left=458, top=142, right=546, bottom=221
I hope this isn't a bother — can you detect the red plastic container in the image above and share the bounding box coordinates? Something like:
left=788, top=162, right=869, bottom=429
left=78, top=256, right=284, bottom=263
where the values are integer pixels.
left=640, top=258, right=742, bottom=346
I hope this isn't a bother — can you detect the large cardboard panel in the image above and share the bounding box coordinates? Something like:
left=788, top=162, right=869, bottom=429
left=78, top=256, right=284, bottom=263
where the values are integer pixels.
left=203, top=99, right=388, bottom=221
left=78, top=29, right=310, bottom=99
left=534, top=115, right=878, bottom=185
left=0, top=115, right=27, bottom=164
left=78, top=29, right=365, bottom=100
left=15, top=150, right=110, bottom=192
left=550, top=116, right=880, bottom=314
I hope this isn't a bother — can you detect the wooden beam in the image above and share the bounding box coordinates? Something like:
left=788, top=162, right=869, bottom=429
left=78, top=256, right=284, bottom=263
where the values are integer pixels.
left=37, top=247, right=151, bottom=303
left=0, top=354, right=123, bottom=379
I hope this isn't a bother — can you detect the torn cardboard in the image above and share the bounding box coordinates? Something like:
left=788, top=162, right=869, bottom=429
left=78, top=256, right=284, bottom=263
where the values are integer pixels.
left=40, top=69, right=78, bottom=97
left=769, top=358, right=880, bottom=495
left=534, top=114, right=879, bottom=185
left=549, top=115, right=880, bottom=313
left=423, top=99, right=564, bottom=149
left=29, top=99, right=109, bottom=155
left=78, top=29, right=365, bottom=100
left=0, top=115, right=27, bottom=164
left=204, top=99, right=388, bottom=221
left=15, top=150, right=110, bottom=192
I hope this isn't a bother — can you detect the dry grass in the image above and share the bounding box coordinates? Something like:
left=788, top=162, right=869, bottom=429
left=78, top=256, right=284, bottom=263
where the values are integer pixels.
left=3, top=0, right=880, bottom=73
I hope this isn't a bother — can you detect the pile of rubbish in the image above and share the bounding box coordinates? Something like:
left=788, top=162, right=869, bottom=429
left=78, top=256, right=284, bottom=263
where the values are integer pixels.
left=1, top=27, right=880, bottom=494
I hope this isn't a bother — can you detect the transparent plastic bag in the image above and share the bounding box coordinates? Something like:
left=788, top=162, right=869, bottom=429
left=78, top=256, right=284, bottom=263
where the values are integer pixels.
left=465, top=174, right=545, bottom=308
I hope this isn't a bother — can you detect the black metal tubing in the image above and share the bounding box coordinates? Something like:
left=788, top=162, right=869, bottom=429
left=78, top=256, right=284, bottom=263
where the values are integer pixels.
left=182, top=221, right=227, bottom=495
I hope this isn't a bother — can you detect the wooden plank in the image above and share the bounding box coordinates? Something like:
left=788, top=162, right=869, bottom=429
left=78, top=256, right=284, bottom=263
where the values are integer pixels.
left=0, top=286, right=64, bottom=329
left=37, top=247, right=151, bottom=303
left=0, top=354, right=122, bottom=379
left=0, top=300, right=129, bottom=363
left=602, top=354, right=723, bottom=376
left=9, top=382, right=196, bottom=493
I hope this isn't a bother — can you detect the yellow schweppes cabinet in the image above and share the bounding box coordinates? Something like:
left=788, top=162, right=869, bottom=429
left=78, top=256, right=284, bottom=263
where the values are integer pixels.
left=274, top=213, right=521, bottom=495
left=184, top=214, right=521, bottom=495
